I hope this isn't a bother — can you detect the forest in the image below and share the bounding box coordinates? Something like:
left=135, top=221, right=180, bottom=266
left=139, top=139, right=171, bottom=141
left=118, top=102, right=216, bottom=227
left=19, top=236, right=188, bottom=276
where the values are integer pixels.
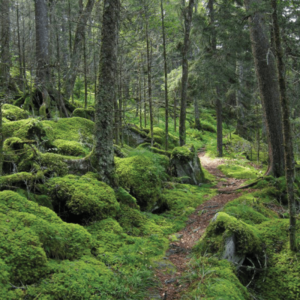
left=0, top=0, right=300, bottom=299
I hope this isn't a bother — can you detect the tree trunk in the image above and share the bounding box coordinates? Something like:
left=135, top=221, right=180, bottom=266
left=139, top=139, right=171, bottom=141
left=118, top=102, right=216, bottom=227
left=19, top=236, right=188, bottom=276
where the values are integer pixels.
left=244, top=0, right=285, bottom=177
left=0, top=0, right=9, bottom=176
left=145, top=16, right=154, bottom=146
left=161, top=0, right=169, bottom=150
left=271, top=0, right=297, bottom=251
left=92, top=0, right=120, bottom=186
left=63, top=0, right=95, bottom=102
left=35, top=0, right=50, bottom=87
left=194, top=98, right=201, bottom=130
left=216, top=98, right=223, bottom=157
left=179, top=0, right=194, bottom=146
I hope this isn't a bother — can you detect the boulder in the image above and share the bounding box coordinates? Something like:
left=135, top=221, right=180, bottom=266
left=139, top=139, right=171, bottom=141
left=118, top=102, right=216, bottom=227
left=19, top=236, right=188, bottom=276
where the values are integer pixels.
left=170, top=144, right=205, bottom=185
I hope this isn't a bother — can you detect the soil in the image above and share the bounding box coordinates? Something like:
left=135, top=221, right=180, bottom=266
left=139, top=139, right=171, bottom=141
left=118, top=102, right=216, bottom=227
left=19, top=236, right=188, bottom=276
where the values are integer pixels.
left=151, top=153, right=254, bottom=300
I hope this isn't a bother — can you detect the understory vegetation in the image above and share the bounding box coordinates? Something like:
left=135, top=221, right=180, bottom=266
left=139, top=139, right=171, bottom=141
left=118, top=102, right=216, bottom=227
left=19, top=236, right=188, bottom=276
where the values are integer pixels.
left=0, top=101, right=299, bottom=300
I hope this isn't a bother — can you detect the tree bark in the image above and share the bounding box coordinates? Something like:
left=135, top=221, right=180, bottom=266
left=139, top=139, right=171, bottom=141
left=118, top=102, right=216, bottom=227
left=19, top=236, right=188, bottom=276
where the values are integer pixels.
left=271, top=0, right=297, bottom=251
left=92, top=0, right=120, bottom=186
left=63, top=0, right=95, bottom=102
left=194, top=98, right=201, bottom=130
left=216, top=97, right=223, bottom=157
left=35, top=0, right=50, bottom=87
left=244, top=0, right=285, bottom=177
left=0, top=0, right=9, bottom=176
left=161, top=0, right=169, bottom=150
left=179, top=0, right=194, bottom=146
left=145, top=15, right=154, bottom=146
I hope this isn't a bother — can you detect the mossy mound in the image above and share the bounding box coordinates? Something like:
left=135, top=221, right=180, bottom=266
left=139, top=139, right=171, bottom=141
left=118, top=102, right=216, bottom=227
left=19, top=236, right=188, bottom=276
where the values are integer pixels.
left=2, top=104, right=29, bottom=121
left=115, top=154, right=168, bottom=211
left=52, top=139, right=87, bottom=156
left=72, top=107, right=95, bottom=121
left=47, top=174, right=120, bottom=223
left=195, top=212, right=261, bottom=256
left=41, top=117, right=94, bottom=145
left=187, top=257, right=251, bottom=300
left=170, top=144, right=205, bottom=185
left=223, top=194, right=278, bottom=225
left=218, top=163, right=260, bottom=179
left=148, top=127, right=179, bottom=149
left=26, top=257, right=116, bottom=300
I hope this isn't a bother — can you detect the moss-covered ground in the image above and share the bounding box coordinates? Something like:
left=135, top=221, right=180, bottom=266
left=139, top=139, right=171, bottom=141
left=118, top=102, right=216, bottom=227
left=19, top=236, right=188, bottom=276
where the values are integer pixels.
left=0, top=103, right=299, bottom=300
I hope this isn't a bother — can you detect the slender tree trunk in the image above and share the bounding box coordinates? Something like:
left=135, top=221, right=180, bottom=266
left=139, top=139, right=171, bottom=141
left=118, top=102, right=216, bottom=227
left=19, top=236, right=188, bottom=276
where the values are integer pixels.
left=244, top=0, right=285, bottom=177
left=161, top=0, right=169, bottom=150
left=272, top=0, right=297, bottom=251
left=179, top=0, right=194, bottom=146
left=194, top=98, right=201, bottom=130
left=139, top=58, right=143, bottom=128
left=174, top=94, right=177, bottom=132
left=144, top=71, right=147, bottom=128
left=64, top=0, right=95, bottom=102
left=145, top=17, right=154, bottom=146
left=216, top=97, right=223, bottom=157
left=83, top=30, right=88, bottom=109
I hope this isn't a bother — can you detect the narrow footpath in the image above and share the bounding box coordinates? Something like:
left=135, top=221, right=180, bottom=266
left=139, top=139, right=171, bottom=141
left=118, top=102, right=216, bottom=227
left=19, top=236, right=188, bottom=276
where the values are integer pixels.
left=153, top=152, right=250, bottom=299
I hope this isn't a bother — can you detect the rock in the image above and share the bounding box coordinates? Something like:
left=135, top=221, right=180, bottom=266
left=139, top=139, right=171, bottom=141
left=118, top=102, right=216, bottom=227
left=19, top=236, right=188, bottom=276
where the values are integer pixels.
left=170, top=144, right=205, bottom=185
left=222, top=234, right=245, bottom=269
left=122, top=124, right=148, bottom=147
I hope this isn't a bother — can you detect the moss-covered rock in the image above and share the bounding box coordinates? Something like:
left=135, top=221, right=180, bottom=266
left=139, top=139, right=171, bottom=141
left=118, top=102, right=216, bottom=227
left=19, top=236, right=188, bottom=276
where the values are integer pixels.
left=187, top=257, right=251, bottom=300
left=52, top=139, right=86, bottom=156
left=148, top=127, right=179, bottom=149
left=115, top=155, right=167, bottom=211
left=47, top=174, right=120, bottom=223
left=2, top=104, right=29, bottom=121
left=72, top=107, right=95, bottom=121
left=170, top=144, right=205, bottom=185
left=195, top=212, right=261, bottom=257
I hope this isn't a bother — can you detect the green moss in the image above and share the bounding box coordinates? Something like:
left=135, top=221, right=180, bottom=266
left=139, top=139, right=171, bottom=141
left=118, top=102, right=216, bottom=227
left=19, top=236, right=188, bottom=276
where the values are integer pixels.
left=187, top=257, right=250, bottom=300
left=2, top=104, right=29, bottom=121
left=52, top=139, right=87, bottom=156
left=26, top=257, right=115, bottom=300
left=195, top=212, right=261, bottom=256
left=148, top=127, right=179, bottom=149
left=115, top=154, right=167, bottom=211
left=171, top=144, right=195, bottom=162
left=39, top=103, right=47, bottom=118
left=72, top=107, right=95, bottom=121
left=222, top=194, right=278, bottom=225
left=218, top=163, right=259, bottom=179
left=115, top=187, right=139, bottom=209
left=41, top=117, right=94, bottom=145
left=47, top=174, right=120, bottom=222
left=0, top=213, right=48, bottom=283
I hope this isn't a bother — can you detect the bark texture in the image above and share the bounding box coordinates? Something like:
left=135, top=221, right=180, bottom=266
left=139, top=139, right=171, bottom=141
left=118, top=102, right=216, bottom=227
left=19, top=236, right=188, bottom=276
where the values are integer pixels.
left=92, top=0, right=120, bottom=186
left=244, top=0, right=285, bottom=177
left=271, top=0, right=297, bottom=251
left=161, top=0, right=169, bottom=150
left=179, top=0, right=194, bottom=146
left=0, top=0, right=10, bottom=92
left=34, top=0, right=49, bottom=87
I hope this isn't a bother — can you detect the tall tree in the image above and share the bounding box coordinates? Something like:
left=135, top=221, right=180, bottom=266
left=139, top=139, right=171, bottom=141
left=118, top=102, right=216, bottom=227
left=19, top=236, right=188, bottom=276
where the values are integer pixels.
left=271, top=0, right=297, bottom=251
left=0, top=0, right=10, bottom=176
left=92, top=0, right=120, bottom=186
left=63, top=0, right=95, bottom=102
left=244, top=0, right=285, bottom=177
left=35, top=0, right=50, bottom=89
left=179, top=0, right=194, bottom=146
left=160, top=0, right=169, bottom=150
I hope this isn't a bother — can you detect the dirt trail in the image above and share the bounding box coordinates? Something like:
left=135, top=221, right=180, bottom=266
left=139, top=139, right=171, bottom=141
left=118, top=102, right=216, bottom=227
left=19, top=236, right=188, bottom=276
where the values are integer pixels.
left=152, top=153, right=248, bottom=300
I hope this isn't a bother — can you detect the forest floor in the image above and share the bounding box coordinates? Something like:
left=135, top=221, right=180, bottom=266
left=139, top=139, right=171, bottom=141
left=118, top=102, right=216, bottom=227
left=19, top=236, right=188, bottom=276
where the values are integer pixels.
left=152, top=152, right=255, bottom=300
